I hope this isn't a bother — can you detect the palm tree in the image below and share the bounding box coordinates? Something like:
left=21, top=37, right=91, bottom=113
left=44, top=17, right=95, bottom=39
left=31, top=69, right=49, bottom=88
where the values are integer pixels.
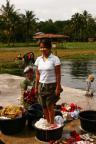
left=82, top=10, right=95, bottom=40
left=71, top=12, right=88, bottom=41
left=0, top=0, right=19, bottom=45
left=22, top=10, right=37, bottom=43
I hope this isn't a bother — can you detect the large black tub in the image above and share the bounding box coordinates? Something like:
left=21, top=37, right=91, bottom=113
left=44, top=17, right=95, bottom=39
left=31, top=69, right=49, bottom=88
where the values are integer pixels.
left=79, top=110, right=96, bottom=132
left=35, top=125, right=64, bottom=142
left=0, top=114, right=27, bottom=135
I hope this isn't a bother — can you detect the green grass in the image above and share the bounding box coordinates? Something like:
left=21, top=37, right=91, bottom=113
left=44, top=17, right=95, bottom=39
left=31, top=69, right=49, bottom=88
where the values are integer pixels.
left=0, top=42, right=96, bottom=76
left=0, top=61, right=23, bottom=76
left=0, top=42, right=38, bottom=48
left=57, top=42, right=96, bottom=49
left=0, top=42, right=96, bottom=49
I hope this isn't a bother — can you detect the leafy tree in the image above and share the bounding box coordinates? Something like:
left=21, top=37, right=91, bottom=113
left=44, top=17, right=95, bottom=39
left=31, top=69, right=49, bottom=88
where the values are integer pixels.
left=70, top=10, right=96, bottom=41
left=71, top=13, right=84, bottom=41
left=37, top=19, right=57, bottom=34
left=0, top=0, right=19, bottom=45
left=54, top=20, right=66, bottom=34
left=82, top=10, right=96, bottom=40
left=21, top=10, right=37, bottom=42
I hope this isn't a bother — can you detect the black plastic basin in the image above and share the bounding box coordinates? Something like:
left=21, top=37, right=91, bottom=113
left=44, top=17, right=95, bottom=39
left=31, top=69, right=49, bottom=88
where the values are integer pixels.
left=79, top=110, right=96, bottom=132
left=35, top=125, right=64, bottom=142
left=0, top=114, right=27, bottom=135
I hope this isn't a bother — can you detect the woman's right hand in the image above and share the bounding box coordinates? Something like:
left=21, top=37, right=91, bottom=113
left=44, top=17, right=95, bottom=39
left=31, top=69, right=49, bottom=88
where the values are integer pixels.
left=35, top=88, right=38, bottom=95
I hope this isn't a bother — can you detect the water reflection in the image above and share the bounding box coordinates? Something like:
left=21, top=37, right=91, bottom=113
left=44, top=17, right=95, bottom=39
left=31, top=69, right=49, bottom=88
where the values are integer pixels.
left=61, top=60, right=96, bottom=90
left=71, top=60, right=90, bottom=77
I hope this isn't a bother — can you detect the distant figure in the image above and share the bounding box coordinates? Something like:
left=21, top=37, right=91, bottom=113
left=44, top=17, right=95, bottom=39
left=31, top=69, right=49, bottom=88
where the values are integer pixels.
left=23, top=52, right=35, bottom=67
left=15, top=53, right=22, bottom=61
left=17, top=53, right=22, bottom=60
left=85, top=74, right=95, bottom=97
left=15, top=53, right=23, bottom=68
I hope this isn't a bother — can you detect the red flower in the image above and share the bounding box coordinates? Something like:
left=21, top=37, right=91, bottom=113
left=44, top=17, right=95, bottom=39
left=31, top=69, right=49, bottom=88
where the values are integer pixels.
left=67, top=138, right=75, bottom=144
left=75, top=135, right=81, bottom=141
left=23, top=88, right=36, bottom=104
left=71, top=131, right=81, bottom=141
left=71, top=130, right=77, bottom=137
left=61, top=107, right=67, bottom=112
left=30, top=88, right=35, bottom=96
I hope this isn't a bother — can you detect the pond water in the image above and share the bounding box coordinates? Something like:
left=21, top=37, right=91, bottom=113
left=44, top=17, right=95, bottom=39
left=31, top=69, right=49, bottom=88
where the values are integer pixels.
left=61, top=59, right=96, bottom=90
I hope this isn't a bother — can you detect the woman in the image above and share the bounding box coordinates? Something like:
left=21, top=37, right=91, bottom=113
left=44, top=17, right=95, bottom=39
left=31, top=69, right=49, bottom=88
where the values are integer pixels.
left=35, top=39, right=62, bottom=127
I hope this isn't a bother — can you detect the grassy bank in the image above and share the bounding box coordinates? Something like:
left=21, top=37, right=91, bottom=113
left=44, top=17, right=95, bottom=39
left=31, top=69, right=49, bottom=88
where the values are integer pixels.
left=1, top=47, right=96, bottom=63
left=1, top=42, right=96, bottom=75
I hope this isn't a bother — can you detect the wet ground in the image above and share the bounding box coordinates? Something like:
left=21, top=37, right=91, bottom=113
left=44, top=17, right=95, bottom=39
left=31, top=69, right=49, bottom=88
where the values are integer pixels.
left=0, top=74, right=96, bottom=144
left=0, top=74, right=96, bottom=110
left=0, top=74, right=24, bottom=106
left=59, top=85, right=96, bottom=110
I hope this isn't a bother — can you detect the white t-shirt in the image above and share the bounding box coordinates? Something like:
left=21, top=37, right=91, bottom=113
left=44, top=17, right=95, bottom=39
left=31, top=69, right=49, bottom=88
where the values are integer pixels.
left=35, top=54, right=61, bottom=83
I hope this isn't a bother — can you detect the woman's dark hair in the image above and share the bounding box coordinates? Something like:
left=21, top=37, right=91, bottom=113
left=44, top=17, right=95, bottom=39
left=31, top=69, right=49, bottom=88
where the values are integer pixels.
left=39, top=38, right=52, bottom=49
